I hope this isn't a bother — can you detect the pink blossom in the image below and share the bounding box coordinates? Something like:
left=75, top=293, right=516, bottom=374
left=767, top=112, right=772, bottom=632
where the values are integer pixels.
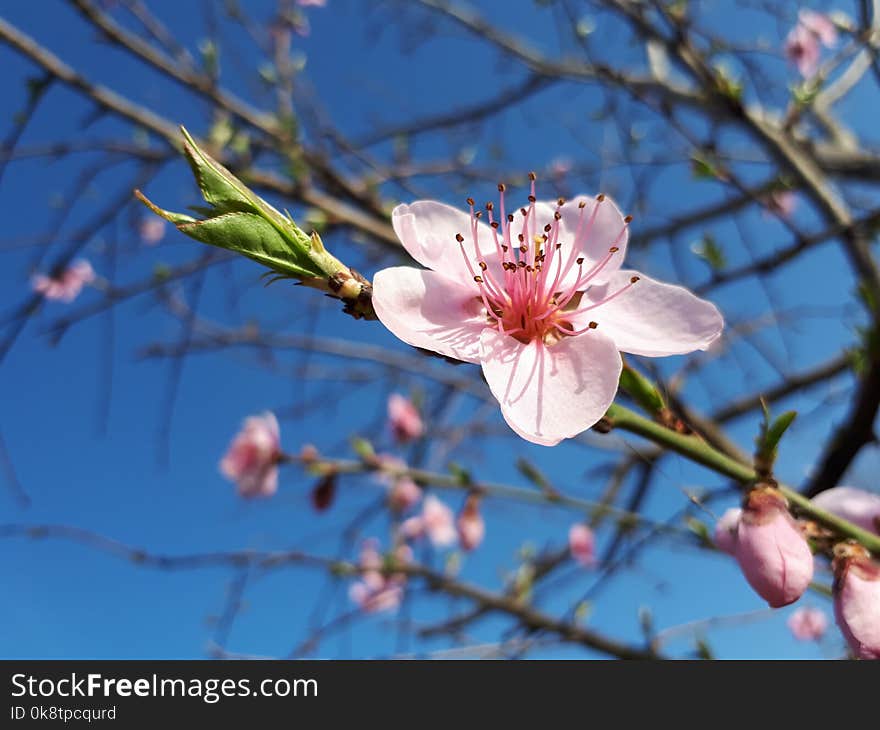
left=569, top=523, right=596, bottom=567
left=31, top=260, right=95, bottom=303
left=348, top=539, right=410, bottom=614
left=139, top=217, right=166, bottom=246
left=456, top=495, right=485, bottom=552
left=219, top=412, right=281, bottom=498
left=787, top=607, right=828, bottom=641
left=401, top=495, right=457, bottom=547
left=387, top=393, right=424, bottom=443
left=811, top=486, right=880, bottom=535
left=785, top=23, right=822, bottom=77
left=550, top=157, right=573, bottom=178
left=798, top=9, right=838, bottom=48
left=785, top=11, right=836, bottom=78
left=763, top=190, right=797, bottom=219
left=832, top=543, right=880, bottom=659
left=734, top=487, right=814, bottom=608
left=388, top=476, right=422, bottom=512
left=714, top=507, right=742, bottom=556
left=372, top=181, right=723, bottom=445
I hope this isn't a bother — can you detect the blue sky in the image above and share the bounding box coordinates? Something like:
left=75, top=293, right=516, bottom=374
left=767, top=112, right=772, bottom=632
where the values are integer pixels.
left=0, top=0, right=873, bottom=659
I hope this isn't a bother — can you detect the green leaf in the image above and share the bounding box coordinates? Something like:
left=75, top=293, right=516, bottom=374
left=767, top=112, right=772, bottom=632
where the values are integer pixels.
left=177, top=212, right=324, bottom=278
left=690, top=233, right=726, bottom=271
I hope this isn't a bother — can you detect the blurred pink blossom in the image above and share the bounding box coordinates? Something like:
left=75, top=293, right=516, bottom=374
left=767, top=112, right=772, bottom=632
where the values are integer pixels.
left=401, top=495, right=457, bottom=547
left=763, top=190, right=797, bottom=219
left=296, top=0, right=326, bottom=6
left=31, top=260, right=95, bottom=303
left=787, top=607, right=828, bottom=641
left=734, top=487, right=814, bottom=608
left=785, top=23, right=821, bottom=77
left=785, top=10, right=837, bottom=77
left=388, top=476, right=422, bottom=512
left=811, top=486, right=880, bottom=535
left=219, top=412, right=281, bottom=498
left=456, top=495, right=485, bottom=552
left=569, top=523, right=596, bottom=568
left=387, top=393, right=424, bottom=443
left=349, top=539, right=411, bottom=614
left=798, top=9, right=838, bottom=48
left=372, top=182, right=723, bottom=445
left=139, top=217, right=166, bottom=246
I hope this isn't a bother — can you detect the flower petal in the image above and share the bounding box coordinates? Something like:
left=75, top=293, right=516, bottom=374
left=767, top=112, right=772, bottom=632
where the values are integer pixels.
left=479, top=329, right=622, bottom=446
left=391, top=201, right=500, bottom=281
left=373, top=266, right=486, bottom=363
left=532, top=195, right=628, bottom=286
left=579, top=269, right=723, bottom=357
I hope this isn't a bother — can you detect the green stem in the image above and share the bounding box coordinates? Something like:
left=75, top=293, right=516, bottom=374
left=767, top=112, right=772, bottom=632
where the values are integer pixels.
left=605, top=403, right=880, bottom=555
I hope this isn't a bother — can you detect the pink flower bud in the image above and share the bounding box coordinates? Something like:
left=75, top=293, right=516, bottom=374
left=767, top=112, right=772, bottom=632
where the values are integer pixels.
left=734, top=487, right=814, bottom=608
left=787, top=607, right=828, bottom=641
left=31, top=259, right=96, bottom=303
left=569, top=523, right=596, bottom=568
left=401, top=495, right=456, bottom=547
left=714, top=507, right=742, bottom=555
left=833, top=543, right=880, bottom=659
left=811, top=486, right=880, bottom=535
left=387, top=393, right=424, bottom=443
left=388, top=476, right=422, bottom=512
left=219, top=412, right=281, bottom=498
left=456, top=495, right=485, bottom=552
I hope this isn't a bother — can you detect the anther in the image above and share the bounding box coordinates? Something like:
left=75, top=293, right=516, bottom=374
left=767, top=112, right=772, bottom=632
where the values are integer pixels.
left=520, top=245, right=528, bottom=254
left=475, top=211, right=483, bottom=219
left=555, top=243, right=562, bottom=250
left=578, top=201, right=587, bottom=209
left=502, top=245, right=509, bottom=252
left=517, top=234, right=525, bottom=242
left=588, top=321, right=598, bottom=329
left=630, top=276, right=640, bottom=283
left=479, top=262, right=488, bottom=271
left=596, top=194, right=606, bottom=202
left=486, top=202, right=494, bottom=211
left=576, top=257, right=585, bottom=265
left=490, top=221, right=500, bottom=229
left=544, top=223, right=552, bottom=233
left=455, top=233, right=464, bottom=243
left=609, top=246, right=619, bottom=253
left=473, top=275, right=483, bottom=283
left=558, top=197, right=565, bottom=206
left=527, top=194, right=536, bottom=203
left=466, top=197, right=475, bottom=206
left=498, top=183, right=506, bottom=192
left=528, top=171, right=537, bottom=181
left=517, top=261, right=526, bottom=268
left=520, top=208, right=527, bottom=216
left=507, top=214, right=514, bottom=223
left=554, top=211, right=562, bottom=220
left=624, top=215, right=633, bottom=223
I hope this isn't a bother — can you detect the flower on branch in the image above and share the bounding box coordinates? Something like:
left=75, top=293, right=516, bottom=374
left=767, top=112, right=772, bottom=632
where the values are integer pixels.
left=372, top=176, right=723, bottom=445
left=387, top=393, right=424, bottom=444
left=569, top=523, right=597, bottom=568
left=31, top=260, right=95, bottom=303
left=787, top=606, right=828, bottom=641
left=832, top=542, right=880, bottom=659
left=219, top=412, right=281, bottom=498
left=734, top=486, right=814, bottom=608
left=811, top=486, right=880, bottom=535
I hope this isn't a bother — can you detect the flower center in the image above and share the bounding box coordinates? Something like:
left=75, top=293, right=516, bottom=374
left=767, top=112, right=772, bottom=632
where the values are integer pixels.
left=456, top=173, right=637, bottom=345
